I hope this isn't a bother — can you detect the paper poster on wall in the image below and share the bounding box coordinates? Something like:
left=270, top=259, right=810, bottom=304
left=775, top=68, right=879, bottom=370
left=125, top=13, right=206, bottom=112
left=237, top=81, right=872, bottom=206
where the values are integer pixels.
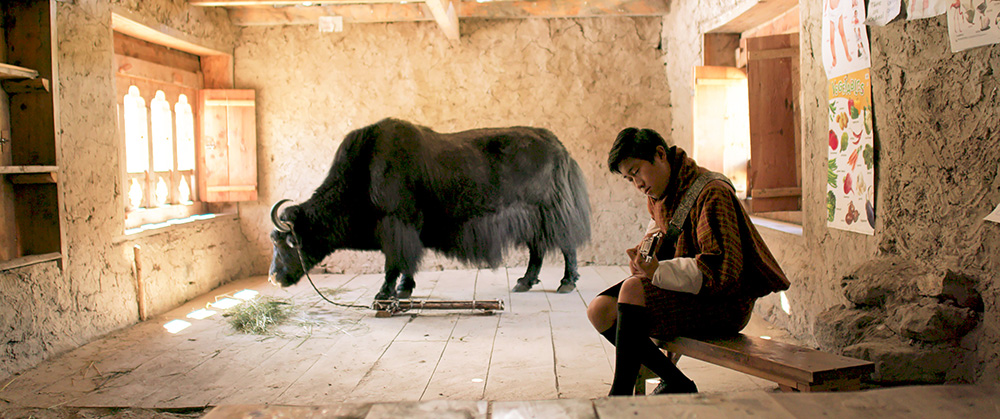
left=822, top=0, right=872, bottom=79
left=868, top=0, right=903, bottom=25
left=986, top=201, right=1000, bottom=223
left=947, top=1, right=1000, bottom=52
left=827, top=69, right=875, bottom=235
left=906, top=0, right=950, bottom=19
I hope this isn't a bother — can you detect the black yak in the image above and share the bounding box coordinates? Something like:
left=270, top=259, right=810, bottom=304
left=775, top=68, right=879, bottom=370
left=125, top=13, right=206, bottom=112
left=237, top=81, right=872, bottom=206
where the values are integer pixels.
left=268, top=118, right=591, bottom=300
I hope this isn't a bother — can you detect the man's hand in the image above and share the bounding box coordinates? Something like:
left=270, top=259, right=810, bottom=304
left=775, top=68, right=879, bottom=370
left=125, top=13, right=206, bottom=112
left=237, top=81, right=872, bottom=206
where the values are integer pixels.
left=626, top=247, right=658, bottom=279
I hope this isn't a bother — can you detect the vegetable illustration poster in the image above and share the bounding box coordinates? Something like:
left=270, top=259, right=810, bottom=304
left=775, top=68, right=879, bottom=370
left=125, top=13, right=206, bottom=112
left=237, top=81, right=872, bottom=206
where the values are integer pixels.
left=827, top=69, right=875, bottom=235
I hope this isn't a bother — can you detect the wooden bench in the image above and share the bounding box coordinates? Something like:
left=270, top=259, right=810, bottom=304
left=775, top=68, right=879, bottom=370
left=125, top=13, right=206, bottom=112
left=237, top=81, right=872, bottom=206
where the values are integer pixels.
left=635, top=333, right=875, bottom=394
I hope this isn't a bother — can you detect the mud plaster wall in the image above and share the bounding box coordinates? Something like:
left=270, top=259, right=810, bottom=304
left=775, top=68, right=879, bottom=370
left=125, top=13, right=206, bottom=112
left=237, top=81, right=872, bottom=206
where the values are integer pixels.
left=864, top=14, right=1000, bottom=382
left=664, top=0, right=999, bottom=383
left=235, top=18, right=671, bottom=276
left=1, top=0, right=254, bottom=380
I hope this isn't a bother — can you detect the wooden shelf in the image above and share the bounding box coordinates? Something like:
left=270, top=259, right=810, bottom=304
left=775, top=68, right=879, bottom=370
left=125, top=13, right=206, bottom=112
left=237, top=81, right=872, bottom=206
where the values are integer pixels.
left=0, top=166, right=58, bottom=184
left=0, top=252, right=60, bottom=271
left=0, top=165, right=58, bottom=174
left=0, top=62, right=39, bottom=80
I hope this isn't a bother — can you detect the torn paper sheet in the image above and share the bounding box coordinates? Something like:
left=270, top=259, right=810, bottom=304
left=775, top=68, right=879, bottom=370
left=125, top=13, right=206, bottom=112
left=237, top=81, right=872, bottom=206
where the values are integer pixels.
left=907, top=0, right=950, bottom=19
left=987, top=201, right=1000, bottom=223
left=868, top=0, right=903, bottom=25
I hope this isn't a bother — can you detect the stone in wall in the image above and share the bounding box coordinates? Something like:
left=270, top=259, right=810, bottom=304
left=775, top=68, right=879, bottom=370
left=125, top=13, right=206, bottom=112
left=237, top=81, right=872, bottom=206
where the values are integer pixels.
left=917, top=270, right=984, bottom=312
left=815, top=256, right=983, bottom=384
left=813, top=305, right=880, bottom=351
left=841, top=256, right=921, bottom=306
left=843, top=337, right=961, bottom=384
left=888, top=298, right=978, bottom=342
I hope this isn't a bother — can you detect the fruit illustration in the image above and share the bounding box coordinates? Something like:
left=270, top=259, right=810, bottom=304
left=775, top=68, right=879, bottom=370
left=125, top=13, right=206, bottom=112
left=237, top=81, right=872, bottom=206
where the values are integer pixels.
left=843, top=172, right=853, bottom=195
left=845, top=201, right=860, bottom=225
left=829, top=130, right=838, bottom=150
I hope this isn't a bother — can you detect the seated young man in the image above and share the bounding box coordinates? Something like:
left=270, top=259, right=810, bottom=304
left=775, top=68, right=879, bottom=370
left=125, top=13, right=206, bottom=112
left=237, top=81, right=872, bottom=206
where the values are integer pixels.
left=588, top=127, right=790, bottom=396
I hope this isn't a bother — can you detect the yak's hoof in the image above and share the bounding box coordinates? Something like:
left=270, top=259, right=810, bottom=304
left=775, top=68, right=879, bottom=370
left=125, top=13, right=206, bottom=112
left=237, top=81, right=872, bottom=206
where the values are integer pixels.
left=396, top=288, right=413, bottom=299
left=556, top=281, right=576, bottom=294
left=375, top=288, right=397, bottom=301
left=512, top=278, right=539, bottom=292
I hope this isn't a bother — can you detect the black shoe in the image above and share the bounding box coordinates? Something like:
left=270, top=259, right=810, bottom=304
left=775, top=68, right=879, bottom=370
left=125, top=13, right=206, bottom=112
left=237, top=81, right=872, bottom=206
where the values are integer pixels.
left=511, top=278, right=538, bottom=292
left=653, top=379, right=698, bottom=395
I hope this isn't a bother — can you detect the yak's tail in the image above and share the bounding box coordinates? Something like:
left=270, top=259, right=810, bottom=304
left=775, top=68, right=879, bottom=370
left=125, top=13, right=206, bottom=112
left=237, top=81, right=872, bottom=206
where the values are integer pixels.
left=533, top=126, right=591, bottom=252
left=544, top=154, right=592, bottom=249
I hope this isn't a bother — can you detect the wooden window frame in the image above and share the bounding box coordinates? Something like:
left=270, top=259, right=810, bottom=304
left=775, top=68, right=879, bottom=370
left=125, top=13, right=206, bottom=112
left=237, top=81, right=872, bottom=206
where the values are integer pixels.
left=110, top=15, right=256, bottom=233
left=115, top=34, right=207, bottom=230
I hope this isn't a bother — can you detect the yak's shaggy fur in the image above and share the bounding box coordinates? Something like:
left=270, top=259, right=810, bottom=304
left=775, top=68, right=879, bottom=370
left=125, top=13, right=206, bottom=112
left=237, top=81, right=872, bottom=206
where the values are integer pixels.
left=269, top=118, right=591, bottom=300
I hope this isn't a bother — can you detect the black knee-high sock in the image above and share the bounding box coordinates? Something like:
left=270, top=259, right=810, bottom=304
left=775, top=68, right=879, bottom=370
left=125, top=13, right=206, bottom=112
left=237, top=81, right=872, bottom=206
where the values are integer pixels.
left=609, top=303, right=647, bottom=395
left=602, top=306, right=691, bottom=395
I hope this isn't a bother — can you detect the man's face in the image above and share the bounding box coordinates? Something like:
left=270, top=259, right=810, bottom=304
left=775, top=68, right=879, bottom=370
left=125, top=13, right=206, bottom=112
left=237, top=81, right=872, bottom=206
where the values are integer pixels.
left=618, top=146, right=670, bottom=200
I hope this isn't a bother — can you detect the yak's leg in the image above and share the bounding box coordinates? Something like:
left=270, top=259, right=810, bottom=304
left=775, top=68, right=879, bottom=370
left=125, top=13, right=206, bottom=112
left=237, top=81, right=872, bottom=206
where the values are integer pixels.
left=556, top=247, right=580, bottom=294
left=396, top=273, right=416, bottom=299
left=376, top=268, right=401, bottom=301
left=375, top=216, right=425, bottom=301
left=512, top=244, right=544, bottom=292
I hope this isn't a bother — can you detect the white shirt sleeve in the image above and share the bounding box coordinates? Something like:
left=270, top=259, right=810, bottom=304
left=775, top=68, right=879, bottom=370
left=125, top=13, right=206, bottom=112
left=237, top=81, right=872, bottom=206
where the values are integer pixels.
left=651, top=257, right=703, bottom=294
left=645, top=219, right=659, bottom=236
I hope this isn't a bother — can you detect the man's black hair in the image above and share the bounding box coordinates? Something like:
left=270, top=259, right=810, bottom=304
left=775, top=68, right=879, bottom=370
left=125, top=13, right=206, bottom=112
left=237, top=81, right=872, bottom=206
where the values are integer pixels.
left=607, top=128, right=669, bottom=174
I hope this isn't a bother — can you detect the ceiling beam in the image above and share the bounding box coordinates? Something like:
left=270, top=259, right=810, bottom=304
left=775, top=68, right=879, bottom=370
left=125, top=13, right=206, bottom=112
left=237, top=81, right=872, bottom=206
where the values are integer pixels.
left=424, top=0, right=459, bottom=40
left=700, top=0, right=797, bottom=33
left=225, top=0, right=671, bottom=26
left=190, top=0, right=413, bottom=5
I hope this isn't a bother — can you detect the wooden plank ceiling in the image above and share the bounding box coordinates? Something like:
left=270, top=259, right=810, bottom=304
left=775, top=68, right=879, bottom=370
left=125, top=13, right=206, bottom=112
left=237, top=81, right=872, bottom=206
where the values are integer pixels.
left=190, top=0, right=673, bottom=40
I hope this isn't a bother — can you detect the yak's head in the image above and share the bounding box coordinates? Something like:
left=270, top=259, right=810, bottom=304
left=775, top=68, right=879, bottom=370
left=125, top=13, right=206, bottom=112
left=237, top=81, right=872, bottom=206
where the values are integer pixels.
left=268, top=199, right=322, bottom=287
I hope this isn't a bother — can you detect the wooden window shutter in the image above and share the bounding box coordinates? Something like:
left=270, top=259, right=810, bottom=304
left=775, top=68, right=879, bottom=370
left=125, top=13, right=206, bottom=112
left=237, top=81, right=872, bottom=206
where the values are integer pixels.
left=198, top=89, right=257, bottom=202
left=746, top=33, right=801, bottom=213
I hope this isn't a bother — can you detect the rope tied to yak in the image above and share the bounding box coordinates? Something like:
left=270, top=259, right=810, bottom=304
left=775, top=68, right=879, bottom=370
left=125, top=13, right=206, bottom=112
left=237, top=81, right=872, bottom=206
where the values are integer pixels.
left=288, top=227, right=372, bottom=310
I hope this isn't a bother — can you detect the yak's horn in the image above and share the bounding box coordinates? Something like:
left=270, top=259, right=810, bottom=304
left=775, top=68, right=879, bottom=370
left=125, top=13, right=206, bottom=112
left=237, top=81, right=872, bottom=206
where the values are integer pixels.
left=270, top=199, right=293, bottom=232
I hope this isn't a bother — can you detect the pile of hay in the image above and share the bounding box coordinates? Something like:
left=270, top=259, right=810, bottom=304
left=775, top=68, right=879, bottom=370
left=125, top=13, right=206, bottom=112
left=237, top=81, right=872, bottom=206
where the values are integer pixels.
left=224, top=297, right=294, bottom=335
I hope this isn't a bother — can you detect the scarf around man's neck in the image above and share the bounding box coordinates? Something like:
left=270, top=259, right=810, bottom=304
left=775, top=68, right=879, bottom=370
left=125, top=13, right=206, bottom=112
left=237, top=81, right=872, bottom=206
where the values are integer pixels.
left=647, top=146, right=711, bottom=230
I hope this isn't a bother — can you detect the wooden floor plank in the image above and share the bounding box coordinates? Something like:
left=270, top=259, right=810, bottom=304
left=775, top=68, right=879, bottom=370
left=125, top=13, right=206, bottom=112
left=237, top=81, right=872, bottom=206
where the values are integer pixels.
left=548, top=310, right=612, bottom=399
left=137, top=275, right=364, bottom=407
left=5, top=265, right=826, bottom=411
left=592, top=265, right=629, bottom=288
left=769, top=384, right=1000, bottom=418
left=15, top=276, right=281, bottom=407
left=593, top=391, right=796, bottom=418
left=71, top=314, right=265, bottom=407
left=540, top=266, right=587, bottom=314
left=365, top=400, right=487, bottom=419
left=492, top=399, right=597, bottom=418
left=273, top=314, right=411, bottom=405
left=473, top=267, right=510, bottom=310
left=574, top=266, right=612, bottom=304
left=483, top=312, right=557, bottom=401
left=504, top=266, right=552, bottom=316
left=420, top=314, right=500, bottom=400
left=347, top=339, right=450, bottom=402
left=202, top=403, right=373, bottom=419
left=239, top=273, right=404, bottom=406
